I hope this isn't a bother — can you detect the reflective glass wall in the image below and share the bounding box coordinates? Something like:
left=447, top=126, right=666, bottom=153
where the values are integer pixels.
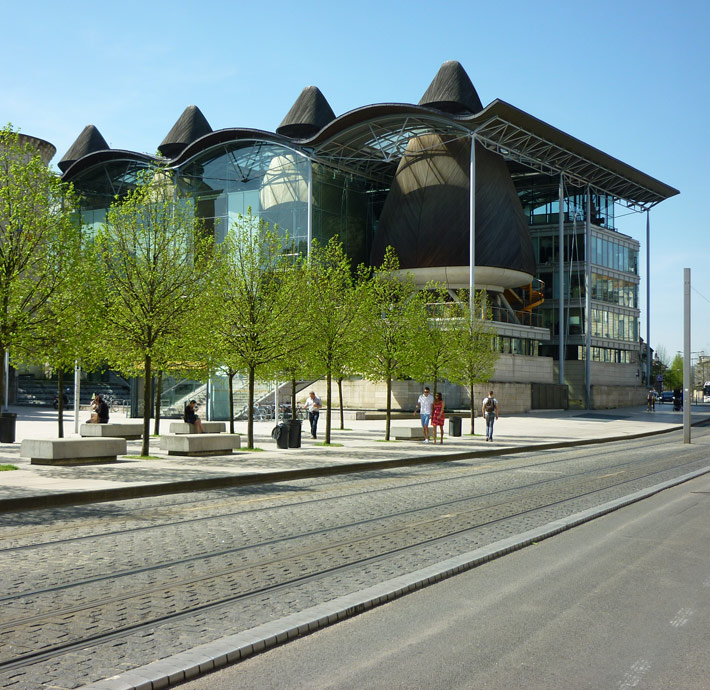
left=178, top=142, right=310, bottom=253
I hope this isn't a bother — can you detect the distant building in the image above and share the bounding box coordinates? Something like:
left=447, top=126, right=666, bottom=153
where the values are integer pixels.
left=58, top=62, right=678, bottom=414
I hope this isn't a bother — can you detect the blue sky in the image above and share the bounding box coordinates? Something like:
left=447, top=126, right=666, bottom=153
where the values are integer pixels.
left=2, top=0, right=708, bottom=362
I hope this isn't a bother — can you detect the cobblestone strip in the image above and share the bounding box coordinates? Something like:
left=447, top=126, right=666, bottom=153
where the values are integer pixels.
left=75, top=466, right=710, bottom=690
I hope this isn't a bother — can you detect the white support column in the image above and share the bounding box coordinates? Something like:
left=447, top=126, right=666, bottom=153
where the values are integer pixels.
left=646, top=210, right=651, bottom=387
left=683, top=268, right=691, bottom=443
left=469, top=135, right=476, bottom=317
left=558, top=173, right=565, bottom=385
left=73, top=362, right=81, bottom=435
left=585, top=186, right=592, bottom=409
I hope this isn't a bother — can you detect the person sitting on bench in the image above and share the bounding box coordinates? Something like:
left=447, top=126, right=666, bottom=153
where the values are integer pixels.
left=183, top=400, right=204, bottom=433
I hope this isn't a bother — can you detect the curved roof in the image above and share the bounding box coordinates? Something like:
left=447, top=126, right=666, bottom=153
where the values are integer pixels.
left=60, top=62, right=678, bottom=208
left=59, top=149, right=157, bottom=179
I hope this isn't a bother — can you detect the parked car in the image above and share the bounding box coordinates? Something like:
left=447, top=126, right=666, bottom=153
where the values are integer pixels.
left=660, top=391, right=674, bottom=404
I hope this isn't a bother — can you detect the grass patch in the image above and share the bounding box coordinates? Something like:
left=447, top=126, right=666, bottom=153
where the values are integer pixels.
left=314, top=442, right=344, bottom=447
left=0, top=464, right=18, bottom=471
left=242, top=447, right=265, bottom=452
left=124, top=455, right=162, bottom=460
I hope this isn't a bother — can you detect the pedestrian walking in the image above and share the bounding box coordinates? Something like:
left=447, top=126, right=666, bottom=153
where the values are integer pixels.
left=431, top=392, right=445, bottom=444
left=647, top=389, right=655, bottom=412
left=481, top=390, right=498, bottom=441
left=304, top=391, right=322, bottom=439
left=414, top=386, right=434, bottom=443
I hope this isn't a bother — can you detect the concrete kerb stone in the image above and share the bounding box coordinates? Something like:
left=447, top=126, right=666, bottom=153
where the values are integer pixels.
left=77, top=466, right=710, bottom=690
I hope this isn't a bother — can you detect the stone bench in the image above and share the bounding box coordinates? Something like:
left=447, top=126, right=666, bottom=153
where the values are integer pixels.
left=169, top=422, right=227, bottom=434
left=21, top=438, right=127, bottom=465
left=390, top=426, right=425, bottom=440
left=160, top=433, right=241, bottom=456
left=80, top=422, right=144, bottom=440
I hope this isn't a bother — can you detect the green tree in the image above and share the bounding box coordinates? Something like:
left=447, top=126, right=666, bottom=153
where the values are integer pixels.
left=13, top=231, right=99, bottom=437
left=665, top=353, right=683, bottom=391
left=406, top=284, right=459, bottom=399
left=95, top=168, right=214, bottom=456
left=210, top=214, right=303, bottom=448
left=304, top=237, right=367, bottom=444
left=0, top=125, right=81, bottom=415
left=360, top=247, right=427, bottom=440
left=443, top=290, right=499, bottom=434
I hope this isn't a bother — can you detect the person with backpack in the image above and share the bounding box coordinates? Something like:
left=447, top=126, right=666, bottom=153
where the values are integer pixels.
left=481, top=390, right=498, bottom=441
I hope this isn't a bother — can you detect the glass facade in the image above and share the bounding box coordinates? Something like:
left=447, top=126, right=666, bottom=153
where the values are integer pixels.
left=178, top=142, right=311, bottom=251
left=528, top=213, right=640, bottom=362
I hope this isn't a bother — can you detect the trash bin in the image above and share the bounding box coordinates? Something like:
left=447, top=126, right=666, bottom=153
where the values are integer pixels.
left=271, top=423, right=289, bottom=449
left=0, top=412, right=17, bottom=443
left=286, top=418, right=302, bottom=448
left=448, top=416, right=461, bottom=437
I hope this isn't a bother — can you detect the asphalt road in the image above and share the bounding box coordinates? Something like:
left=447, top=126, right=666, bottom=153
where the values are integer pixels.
left=178, top=473, right=710, bottom=690
left=1, top=429, right=708, bottom=689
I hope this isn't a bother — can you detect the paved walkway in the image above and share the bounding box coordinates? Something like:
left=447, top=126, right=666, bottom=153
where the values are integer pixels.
left=0, top=403, right=707, bottom=512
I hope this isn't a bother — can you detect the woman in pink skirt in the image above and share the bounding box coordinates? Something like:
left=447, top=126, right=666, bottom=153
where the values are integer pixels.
left=431, top=392, right=445, bottom=444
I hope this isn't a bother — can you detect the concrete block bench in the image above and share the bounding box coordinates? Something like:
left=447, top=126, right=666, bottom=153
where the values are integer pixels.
left=21, top=438, right=127, bottom=465
left=80, top=422, right=144, bottom=440
left=160, top=433, right=241, bottom=456
left=169, top=422, right=227, bottom=434
left=391, top=426, right=425, bottom=440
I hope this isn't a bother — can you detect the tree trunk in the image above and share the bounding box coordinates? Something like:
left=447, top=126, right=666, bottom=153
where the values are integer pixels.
left=247, top=366, right=255, bottom=449
left=153, top=371, right=163, bottom=436
left=57, top=370, right=64, bottom=438
left=228, top=368, right=235, bottom=434
left=0, top=346, right=5, bottom=411
left=290, top=376, right=296, bottom=420
left=385, top=375, right=392, bottom=441
left=325, top=368, right=332, bottom=444
left=338, top=377, right=344, bottom=430
left=141, top=355, right=152, bottom=456
left=469, top=383, right=475, bottom=435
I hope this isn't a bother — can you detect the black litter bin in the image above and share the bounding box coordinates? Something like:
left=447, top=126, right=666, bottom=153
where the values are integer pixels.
left=0, top=412, right=17, bottom=443
left=271, top=423, right=289, bottom=449
left=448, top=416, right=461, bottom=437
left=286, top=418, right=302, bottom=448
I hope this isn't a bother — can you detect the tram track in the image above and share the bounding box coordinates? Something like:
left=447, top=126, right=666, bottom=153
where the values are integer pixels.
left=0, top=451, right=706, bottom=674
left=0, top=429, right=700, bottom=552
left=1, top=446, right=703, bottom=602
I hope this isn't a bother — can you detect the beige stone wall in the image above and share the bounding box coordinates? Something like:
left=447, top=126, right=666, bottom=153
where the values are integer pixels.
left=558, top=360, right=645, bottom=408
left=591, top=385, right=647, bottom=409
left=313, top=378, right=532, bottom=415
left=494, top=354, right=554, bottom=383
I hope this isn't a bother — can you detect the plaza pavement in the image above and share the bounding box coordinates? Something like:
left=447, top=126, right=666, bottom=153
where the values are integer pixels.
left=1, top=402, right=708, bottom=513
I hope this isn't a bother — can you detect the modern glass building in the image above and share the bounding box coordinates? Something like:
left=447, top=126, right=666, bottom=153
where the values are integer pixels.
left=58, top=61, right=678, bottom=412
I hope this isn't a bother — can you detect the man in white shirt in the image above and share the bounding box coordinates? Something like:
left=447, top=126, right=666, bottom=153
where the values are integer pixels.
left=304, top=391, right=322, bottom=439
left=414, top=386, right=434, bottom=443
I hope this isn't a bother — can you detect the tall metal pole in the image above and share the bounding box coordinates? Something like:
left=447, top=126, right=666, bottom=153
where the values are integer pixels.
left=585, top=186, right=592, bottom=409
left=469, top=135, right=476, bottom=317
left=307, top=161, right=313, bottom=258
left=683, top=268, right=691, bottom=443
left=73, top=362, right=81, bottom=435
left=558, top=173, right=565, bottom=385
left=646, top=210, right=651, bottom=387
